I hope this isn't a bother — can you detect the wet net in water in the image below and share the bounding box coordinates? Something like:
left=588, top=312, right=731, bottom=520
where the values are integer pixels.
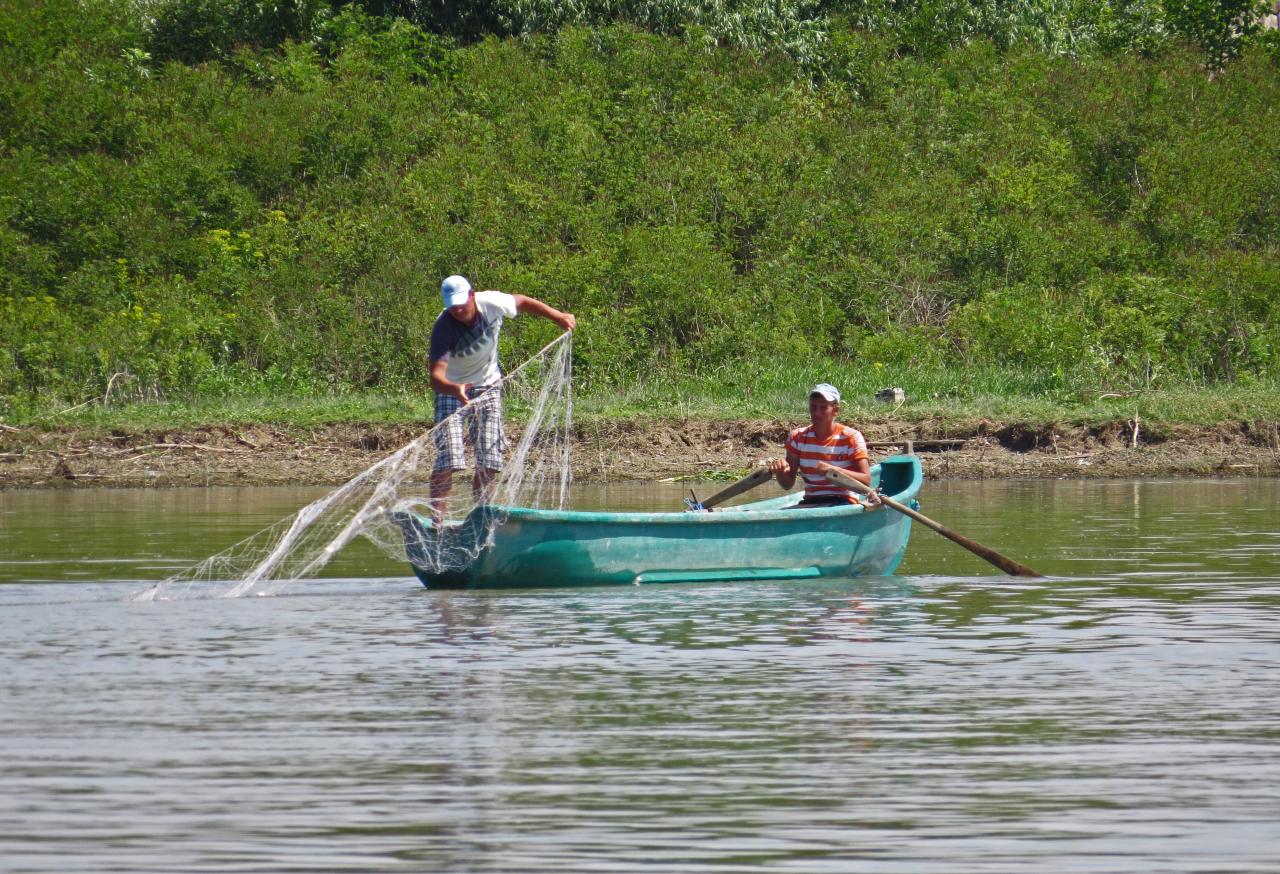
left=134, top=333, right=574, bottom=600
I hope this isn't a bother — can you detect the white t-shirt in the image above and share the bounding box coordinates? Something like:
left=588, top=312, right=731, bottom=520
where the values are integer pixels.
left=428, top=290, right=519, bottom=387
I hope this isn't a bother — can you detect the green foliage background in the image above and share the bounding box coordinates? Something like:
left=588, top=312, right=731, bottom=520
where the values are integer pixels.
left=2, top=0, right=1278, bottom=415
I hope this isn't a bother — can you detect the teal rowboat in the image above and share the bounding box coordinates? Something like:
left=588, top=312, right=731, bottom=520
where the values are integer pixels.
left=393, top=454, right=922, bottom=589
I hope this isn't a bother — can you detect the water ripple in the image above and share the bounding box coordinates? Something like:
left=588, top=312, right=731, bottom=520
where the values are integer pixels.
left=2, top=480, right=1279, bottom=871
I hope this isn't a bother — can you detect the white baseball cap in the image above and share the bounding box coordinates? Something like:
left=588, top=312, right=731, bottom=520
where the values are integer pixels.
left=441, top=275, right=472, bottom=307
left=809, top=383, right=841, bottom=403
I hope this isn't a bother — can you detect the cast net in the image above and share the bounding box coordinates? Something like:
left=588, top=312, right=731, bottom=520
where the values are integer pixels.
left=134, top=332, right=574, bottom=600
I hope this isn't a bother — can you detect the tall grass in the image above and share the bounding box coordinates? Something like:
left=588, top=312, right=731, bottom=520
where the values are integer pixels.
left=16, top=363, right=1278, bottom=432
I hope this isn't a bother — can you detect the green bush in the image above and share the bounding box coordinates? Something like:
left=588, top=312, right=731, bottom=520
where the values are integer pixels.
left=2, top=5, right=1278, bottom=410
left=1162, top=0, right=1272, bottom=69
left=144, top=0, right=332, bottom=64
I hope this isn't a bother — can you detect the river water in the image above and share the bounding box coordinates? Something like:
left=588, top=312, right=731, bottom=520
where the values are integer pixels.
left=1, top=477, right=1278, bottom=872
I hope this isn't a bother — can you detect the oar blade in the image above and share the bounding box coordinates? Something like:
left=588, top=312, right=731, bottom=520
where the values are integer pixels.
left=816, top=461, right=1041, bottom=578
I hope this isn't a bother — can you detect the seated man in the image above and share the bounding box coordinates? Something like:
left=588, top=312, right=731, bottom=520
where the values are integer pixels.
left=769, top=383, right=873, bottom=507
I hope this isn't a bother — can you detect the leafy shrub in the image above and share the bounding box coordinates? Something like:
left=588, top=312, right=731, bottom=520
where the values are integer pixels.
left=143, top=0, right=333, bottom=64
left=1162, top=0, right=1273, bottom=69
left=317, top=6, right=458, bottom=83
left=3, top=4, right=1279, bottom=409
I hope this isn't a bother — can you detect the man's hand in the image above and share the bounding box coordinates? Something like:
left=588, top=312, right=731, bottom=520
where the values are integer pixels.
left=450, top=382, right=472, bottom=405
left=555, top=312, right=576, bottom=332
left=769, top=456, right=799, bottom=490
left=429, top=358, right=472, bottom=404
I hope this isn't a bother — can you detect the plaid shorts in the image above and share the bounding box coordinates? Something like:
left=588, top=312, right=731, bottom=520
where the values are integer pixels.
left=433, top=385, right=506, bottom=472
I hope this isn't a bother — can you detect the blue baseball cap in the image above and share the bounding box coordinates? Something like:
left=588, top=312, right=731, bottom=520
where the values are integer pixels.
left=441, top=275, right=472, bottom=307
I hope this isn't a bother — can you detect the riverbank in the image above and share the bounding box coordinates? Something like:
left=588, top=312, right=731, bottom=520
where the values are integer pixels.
left=2, top=418, right=1276, bottom=489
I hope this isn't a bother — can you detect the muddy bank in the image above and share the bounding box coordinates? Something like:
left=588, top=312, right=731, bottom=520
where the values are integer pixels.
left=1, top=418, right=1277, bottom=489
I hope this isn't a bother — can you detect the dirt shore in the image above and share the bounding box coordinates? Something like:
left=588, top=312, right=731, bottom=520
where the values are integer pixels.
left=2, top=418, right=1277, bottom=489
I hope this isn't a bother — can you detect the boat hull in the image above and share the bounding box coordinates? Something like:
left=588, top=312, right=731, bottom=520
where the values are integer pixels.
left=395, top=455, right=922, bottom=589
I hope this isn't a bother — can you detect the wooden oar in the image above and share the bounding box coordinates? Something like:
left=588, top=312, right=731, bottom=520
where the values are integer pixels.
left=697, top=463, right=774, bottom=510
left=817, top=461, right=1041, bottom=577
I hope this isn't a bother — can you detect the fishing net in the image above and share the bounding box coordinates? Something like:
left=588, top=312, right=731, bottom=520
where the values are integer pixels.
left=134, top=333, right=574, bottom=601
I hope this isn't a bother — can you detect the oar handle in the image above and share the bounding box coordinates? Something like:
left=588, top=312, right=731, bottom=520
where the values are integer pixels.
left=700, top=464, right=774, bottom=509
left=816, top=462, right=1041, bottom=577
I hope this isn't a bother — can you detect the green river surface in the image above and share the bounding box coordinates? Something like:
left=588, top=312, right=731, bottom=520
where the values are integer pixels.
left=2, top=477, right=1278, bottom=872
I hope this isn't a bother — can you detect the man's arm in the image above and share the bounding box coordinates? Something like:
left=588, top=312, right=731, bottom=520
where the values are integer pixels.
left=513, top=294, right=576, bottom=332
left=429, top=357, right=470, bottom=404
left=770, top=451, right=800, bottom=490
left=844, top=456, right=872, bottom=487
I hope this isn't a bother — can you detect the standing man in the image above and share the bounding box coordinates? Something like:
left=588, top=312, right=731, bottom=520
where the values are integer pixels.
left=769, top=383, right=872, bottom=507
left=428, top=274, right=576, bottom=516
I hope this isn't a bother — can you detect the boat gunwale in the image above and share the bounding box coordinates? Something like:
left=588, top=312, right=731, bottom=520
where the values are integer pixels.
left=485, top=496, right=870, bottom=526
left=408, top=456, right=922, bottom=529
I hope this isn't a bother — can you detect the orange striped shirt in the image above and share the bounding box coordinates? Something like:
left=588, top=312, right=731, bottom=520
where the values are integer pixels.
left=785, top=424, right=869, bottom=502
